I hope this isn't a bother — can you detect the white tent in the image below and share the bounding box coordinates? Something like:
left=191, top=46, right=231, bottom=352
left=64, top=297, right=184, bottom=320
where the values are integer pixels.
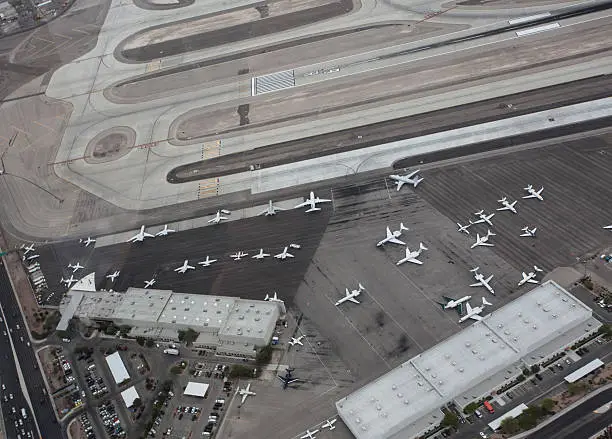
left=105, top=351, right=130, bottom=384
left=184, top=382, right=209, bottom=398
left=121, top=386, right=140, bottom=407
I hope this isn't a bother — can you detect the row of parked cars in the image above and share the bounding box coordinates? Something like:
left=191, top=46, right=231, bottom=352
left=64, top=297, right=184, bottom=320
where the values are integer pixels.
left=203, top=398, right=226, bottom=437
left=84, top=364, right=108, bottom=398
left=80, top=413, right=97, bottom=439
left=176, top=405, right=201, bottom=421
left=98, top=401, right=126, bottom=438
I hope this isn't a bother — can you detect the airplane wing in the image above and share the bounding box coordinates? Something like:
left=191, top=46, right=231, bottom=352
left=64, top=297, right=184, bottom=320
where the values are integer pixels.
left=187, top=264, right=195, bottom=269
left=294, top=200, right=310, bottom=208
left=406, top=258, right=423, bottom=265
left=484, top=275, right=494, bottom=284
left=469, top=314, right=483, bottom=321
left=173, top=267, right=182, bottom=272
left=465, top=302, right=472, bottom=314
left=126, top=235, right=138, bottom=242
left=395, top=180, right=405, bottom=191
left=388, top=236, right=406, bottom=245
left=469, top=280, right=482, bottom=287
left=347, top=297, right=360, bottom=304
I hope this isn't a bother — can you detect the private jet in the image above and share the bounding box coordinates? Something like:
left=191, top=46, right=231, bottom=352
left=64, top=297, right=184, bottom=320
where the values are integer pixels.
left=456, top=221, right=473, bottom=235
left=208, top=210, right=231, bottom=224
left=252, top=249, right=271, bottom=260
left=439, top=295, right=472, bottom=315
left=523, top=184, right=544, bottom=200
left=259, top=200, right=286, bottom=216
left=80, top=237, right=96, bottom=247
left=144, top=278, right=156, bottom=288
left=198, top=256, right=217, bottom=267
left=23, top=244, right=35, bottom=255
left=458, top=297, right=492, bottom=323
left=301, top=430, right=319, bottom=439
left=496, top=197, right=518, bottom=214
left=264, top=292, right=283, bottom=302
left=156, top=225, right=175, bottom=236
left=335, top=283, right=364, bottom=306
left=389, top=169, right=424, bottom=190
left=473, top=210, right=495, bottom=226
left=396, top=243, right=428, bottom=265
left=322, top=418, right=337, bottom=430
left=127, top=225, right=155, bottom=243
left=470, top=267, right=495, bottom=295
left=67, top=262, right=84, bottom=273
left=106, top=271, right=120, bottom=282
left=230, top=251, right=248, bottom=261
left=277, top=367, right=300, bottom=390
left=237, top=383, right=256, bottom=405
left=295, top=191, right=332, bottom=213
left=174, top=260, right=195, bottom=274
left=376, top=223, right=409, bottom=247
left=518, top=271, right=538, bottom=286
left=520, top=226, right=537, bottom=237
left=471, top=230, right=496, bottom=249
left=289, top=335, right=305, bottom=347
left=61, top=276, right=78, bottom=288
left=274, top=247, right=294, bottom=260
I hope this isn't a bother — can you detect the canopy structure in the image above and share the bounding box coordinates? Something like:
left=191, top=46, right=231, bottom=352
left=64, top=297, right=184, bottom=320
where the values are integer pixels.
left=105, top=351, right=130, bottom=384
left=121, top=386, right=140, bottom=407
left=184, top=382, right=209, bottom=397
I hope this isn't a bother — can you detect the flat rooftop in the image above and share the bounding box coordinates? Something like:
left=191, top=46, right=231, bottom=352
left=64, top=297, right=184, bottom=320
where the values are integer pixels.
left=158, top=294, right=235, bottom=329
left=105, top=351, right=130, bottom=384
left=336, top=281, right=595, bottom=439
left=219, top=299, right=279, bottom=338
left=112, top=288, right=172, bottom=322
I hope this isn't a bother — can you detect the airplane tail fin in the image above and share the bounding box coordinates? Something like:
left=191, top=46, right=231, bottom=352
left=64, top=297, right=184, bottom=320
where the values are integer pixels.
left=358, top=283, right=364, bottom=291
left=482, top=297, right=492, bottom=306
left=470, top=267, right=480, bottom=273
left=534, top=265, right=543, bottom=272
left=399, top=222, right=408, bottom=232
left=419, top=242, right=428, bottom=251
left=413, top=177, right=424, bottom=187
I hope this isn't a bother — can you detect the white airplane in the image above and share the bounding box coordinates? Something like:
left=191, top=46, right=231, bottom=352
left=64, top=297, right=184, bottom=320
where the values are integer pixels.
left=456, top=221, right=473, bottom=235
left=523, top=184, right=544, bottom=200
left=237, top=383, right=256, bottom=405
left=274, top=247, right=294, bottom=260
left=459, top=297, right=492, bottom=323
left=23, top=244, right=35, bottom=255
left=322, top=418, right=337, bottom=430
left=61, top=276, right=78, bottom=288
left=473, top=210, right=495, bottom=226
left=289, top=335, right=305, bottom=347
left=127, top=225, right=155, bottom=243
left=496, top=197, right=518, bottom=214
left=396, top=243, right=428, bottom=265
left=174, top=260, right=195, bottom=273
left=259, top=200, right=286, bottom=216
left=264, top=292, right=283, bottom=302
left=439, top=295, right=472, bottom=315
left=79, top=237, right=96, bottom=247
left=198, top=256, right=217, bottom=267
left=335, top=283, right=364, bottom=306
left=301, top=429, right=319, bottom=439
left=518, top=271, right=538, bottom=286
left=252, top=249, right=271, bottom=260
left=469, top=267, right=495, bottom=295
left=230, top=251, right=248, bottom=261
left=376, top=223, right=408, bottom=247
left=520, top=226, right=537, bottom=237
left=25, top=254, right=39, bottom=260
left=144, top=278, right=156, bottom=288
left=389, top=169, right=424, bottom=190
left=156, top=225, right=175, bottom=236
left=294, top=191, right=331, bottom=213
left=471, top=230, right=496, bottom=249
left=106, top=271, right=120, bottom=282
left=208, top=210, right=231, bottom=224
left=604, top=225, right=612, bottom=230
left=67, top=262, right=84, bottom=273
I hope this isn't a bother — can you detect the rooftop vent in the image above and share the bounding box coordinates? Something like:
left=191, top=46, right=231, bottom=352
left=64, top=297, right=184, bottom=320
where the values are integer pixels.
left=404, top=400, right=410, bottom=405
left=562, top=298, right=568, bottom=302
left=523, top=319, right=529, bottom=324
left=397, top=393, right=403, bottom=398
left=459, top=368, right=464, bottom=373
left=376, top=404, right=382, bottom=411
left=392, top=384, right=397, bottom=390
left=491, top=339, right=497, bottom=343
left=451, top=361, right=457, bottom=366
left=381, top=412, right=388, bottom=418
left=465, top=342, right=471, bottom=347
left=444, top=354, right=450, bottom=359
left=355, top=418, right=361, bottom=424
left=518, top=312, right=522, bottom=317
left=498, top=323, right=504, bottom=328
left=533, top=325, right=537, bottom=330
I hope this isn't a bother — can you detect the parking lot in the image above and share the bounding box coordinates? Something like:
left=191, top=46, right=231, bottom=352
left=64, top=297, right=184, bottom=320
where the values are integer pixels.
left=97, top=400, right=127, bottom=438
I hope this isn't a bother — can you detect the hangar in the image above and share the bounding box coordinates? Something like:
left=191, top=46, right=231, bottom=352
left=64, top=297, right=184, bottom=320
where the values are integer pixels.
left=336, top=281, right=600, bottom=439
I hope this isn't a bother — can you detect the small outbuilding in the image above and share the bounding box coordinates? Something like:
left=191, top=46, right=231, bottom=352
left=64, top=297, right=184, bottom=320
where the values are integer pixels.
left=121, top=386, right=140, bottom=408
left=184, top=382, right=209, bottom=398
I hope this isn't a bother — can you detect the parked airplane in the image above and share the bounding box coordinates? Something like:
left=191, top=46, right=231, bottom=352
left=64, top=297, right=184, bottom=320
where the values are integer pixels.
left=473, top=210, right=495, bottom=226
left=469, top=267, right=495, bottom=295
left=295, top=191, right=332, bottom=213
left=389, top=169, right=424, bottom=190
left=523, top=184, right=544, bottom=200
left=301, top=430, right=319, bottom=439
left=252, top=249, right=271, bottom=260
left=496, top=197, right=518, bottom=214
left=259, top=200, right=285, bottom=216
left=208, top=210, right=230, bottom=224
left=274, top=247, right=294, bottom=260
left=520, top=226, right=537, bottom=237
left=335, top=283, right=364, bottom=306
left=277, top=368, right=300, bottom=389
left=459, top=297, right=492, bottom=323
left=198, top=256, right=217, bottom=267
left=396, top=243, right=428, bottom=265
left=79, top=237, right=96, bottom=247
left=144, top=278, right=156, bottom=288
left=156, top=225, right=175, bottom=236
left=439, top=295, right=472, bottom=315
left=68, top=262, right=84, bottom=273
left=322, top=418, right=337, bottom=430
left=61, top=276, right=78, bottom=288
left=237, top=383, right=256, bottom=405
left=471, top=230, right=496, bottom=249
left=23, top=244, right=35, bottom=255
left=264, top=292, right=283, bottom=302
left=230, top=251, right=248, bottom=261
left=106, top=271, right=120, bottom=282
left=174, top=260, right=195, bottom=274
left=376, top=223, right=408, bottom=247
left=127, top=225, right=154, bottom=243
left=456, top=221, right=473, bottom=235
left=289, top=335, right=305, bottom=347
left=518, top=271, right=538, bottom=286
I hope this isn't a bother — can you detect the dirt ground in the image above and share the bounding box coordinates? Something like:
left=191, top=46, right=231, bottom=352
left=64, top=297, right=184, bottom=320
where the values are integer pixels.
left=38, top=345, right=67, bottom=393
left=54, top=393, right=76, bottom=417
left=68, top=417, right=86, bottom=439
left=553, top=363, right=612, bottom=410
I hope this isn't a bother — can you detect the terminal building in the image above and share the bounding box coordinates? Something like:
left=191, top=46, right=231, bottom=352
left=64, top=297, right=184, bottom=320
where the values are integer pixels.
left=58, top=273, right=282, bottom=359
left=336, top=281, right=601, bottom=439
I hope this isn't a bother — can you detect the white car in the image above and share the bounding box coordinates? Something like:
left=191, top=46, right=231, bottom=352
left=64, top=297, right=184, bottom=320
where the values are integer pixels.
left=480, top=432, right=487, bottom=438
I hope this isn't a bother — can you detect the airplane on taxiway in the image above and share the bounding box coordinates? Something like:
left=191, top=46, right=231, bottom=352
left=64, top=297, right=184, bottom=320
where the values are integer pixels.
left=259, top=200, right=286, bottom=216
left=68, top=262, right=84, bottom=273
left=198, top=256, right=217, bottom=267
left=523, top=184, right=544, bottom=200
left=274, top=247, right=294, bottom=260
left=520, top=226, right=537, bottom=237
left=230, top=251, right=248, bottom=261
left=470, top=267, right=495, bottom=295
left=106, top=271, right=120, bottom=282
left=61, top=275, right=78, bottom=288
left=458, top=297, right=492, bottom=323
left=252, top=249, right=271, bottom=260
left=473, top=210, right=495, bottom=226
left=174, top=260, right=195, bottom=274
left=335, top=283, right=364, bottom=306
left=237, top=383, right=256, bottom=405
left=289, top=335, right=305, bottom=347
left=264, top=292, right=283, bottom=302
left=127, top=225, right=155, bottom=243
left=322, top=418, right=337, bottom=430
left=156, top=225, right=175, bottom=236
left=208, top=210, right=231, bottom=224
left=471, top=230, right=496, bottom=249
left=294, top=191, right=331, bottom=213
left=376, top=223, right=408, bottom=247
left=496, top=197, right=518, bottom=214
left=301, top=429, right=319, bottom=439
left=456, top=221, right=473, bottom=235
left=277, top=367, right=301, bottom=390
left=80, top=237, right=96, bottom=247
left=396, top=243, right=428, bottom=265
left=144, top=278, right=156, bottom=288
left=388, top=169, right=424, bottom=190
left=439, top=295, right=472, bottom=315
left=23, top=244, right=35, bottom=255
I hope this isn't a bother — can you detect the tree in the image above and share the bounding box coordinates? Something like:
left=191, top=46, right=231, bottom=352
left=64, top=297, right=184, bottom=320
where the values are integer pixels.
left=499, top=417, right=521, bottom=434
left=132, top=398, right=142, bottom=408
left=541, top=398, right=556, bottom=413
left=229, top=364, right=254, bottom=378
left=178, top=329, right=199, bottom=346
left=146, top=339, right=155, bottom=348
left=170, top=366, right=183, bottom=375
left=530, top=364, right=541, bottom=374
left=441, top=412, right=459, bottom=428
left=598, top=324, right=612, bottom=338
left=463, top=402, right=479, bottom=415
left=522, top=368, right=531, bottom=376
left=568, top=382, right=588, bottom=396
left=136, top=337, right=145, bottom=346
